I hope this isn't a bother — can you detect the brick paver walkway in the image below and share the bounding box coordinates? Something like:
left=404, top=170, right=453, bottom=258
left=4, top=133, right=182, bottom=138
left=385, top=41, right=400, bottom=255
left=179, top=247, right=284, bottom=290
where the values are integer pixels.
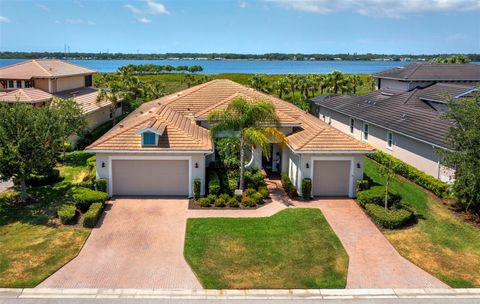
left=294, top=199, right=448, bottom=289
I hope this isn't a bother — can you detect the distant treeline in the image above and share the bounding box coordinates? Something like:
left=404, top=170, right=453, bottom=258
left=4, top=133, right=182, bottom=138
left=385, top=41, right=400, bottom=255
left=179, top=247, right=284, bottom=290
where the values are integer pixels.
left=1, top=52, right=479, bottom=62
left=118, top=64, right=203, bottom=74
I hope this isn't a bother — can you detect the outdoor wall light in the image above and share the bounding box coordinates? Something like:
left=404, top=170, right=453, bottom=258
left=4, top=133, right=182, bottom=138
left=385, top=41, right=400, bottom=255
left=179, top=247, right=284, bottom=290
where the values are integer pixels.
left=101, top=162, right=105, bottom=168
left=357, top=163, right=361, bottom=169
left=305, top=163, right=309, bottom=169
left=195, top=162, right=199, bottom=168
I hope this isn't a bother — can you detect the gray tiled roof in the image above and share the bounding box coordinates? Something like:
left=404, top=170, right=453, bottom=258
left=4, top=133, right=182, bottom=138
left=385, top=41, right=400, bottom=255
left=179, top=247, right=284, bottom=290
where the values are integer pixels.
left=310, top=83, right=476, bottom=149
left=372, top=63, right=480, bottom=81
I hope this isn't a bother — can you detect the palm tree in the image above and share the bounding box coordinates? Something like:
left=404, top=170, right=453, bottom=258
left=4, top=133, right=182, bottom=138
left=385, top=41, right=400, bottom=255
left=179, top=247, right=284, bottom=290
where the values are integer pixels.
left=285, top=74, right=298, bottom=99
left=97, top=80, right=124, bottom=126
left=184, top=74, right=196, bottom=88
left=248, top=74, right=269, bottom=93
left=349, top=74, right=363, bottom=94
left=145, top=81, right=166, bottom=99
left=327, top=70, right=349, bottom=94
left=208, top=97, right=285, bottom=190
left=272, top=78, right=289, bottom=99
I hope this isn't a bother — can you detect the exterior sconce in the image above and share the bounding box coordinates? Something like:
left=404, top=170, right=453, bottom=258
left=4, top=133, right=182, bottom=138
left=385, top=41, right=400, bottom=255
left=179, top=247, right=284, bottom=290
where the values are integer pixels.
left=195, top=162, right=199, bottom=168
left=305, top=163, right=309, bottom=169
left=357, top=163, right=361, bottom=169
left=102, top=162, right=105, bottom=168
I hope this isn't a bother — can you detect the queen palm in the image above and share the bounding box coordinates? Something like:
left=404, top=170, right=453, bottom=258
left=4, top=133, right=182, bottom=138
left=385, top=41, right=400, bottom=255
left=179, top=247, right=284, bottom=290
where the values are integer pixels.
left=208, top=97, right=285, bottom=190
left=349, top=74, right=363, bottom=94
left=286, top=74, right=298, bottom=99
left=272, top=78, right=289, bottom=99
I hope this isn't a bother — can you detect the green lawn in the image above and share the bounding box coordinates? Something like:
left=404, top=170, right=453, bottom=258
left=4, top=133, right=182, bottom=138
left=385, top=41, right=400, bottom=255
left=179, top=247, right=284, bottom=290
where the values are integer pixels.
left=365, top=158, right=480, bottom=287
left=184, top=208, right=348, bottom=289
left=0, top=154, right=92, bottom=287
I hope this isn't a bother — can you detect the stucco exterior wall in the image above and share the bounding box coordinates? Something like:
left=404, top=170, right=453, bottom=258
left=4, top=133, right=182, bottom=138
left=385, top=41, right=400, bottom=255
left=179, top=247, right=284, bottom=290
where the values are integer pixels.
left=318, top=107, right=454, bottom=182
left=85, top=106, right=122, bottom=130
left=56, top=75, right=86, bottom=92
left=94, top=152, right=208, bottom=197
left=34, top=78, right=50, bottom=92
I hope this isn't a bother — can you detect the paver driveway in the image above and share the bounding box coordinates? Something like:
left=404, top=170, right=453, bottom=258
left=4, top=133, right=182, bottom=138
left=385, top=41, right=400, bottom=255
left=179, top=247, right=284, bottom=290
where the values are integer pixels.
left=295, top=199, right=448, bottom=289
left=39, top=198, right=201, bottom=289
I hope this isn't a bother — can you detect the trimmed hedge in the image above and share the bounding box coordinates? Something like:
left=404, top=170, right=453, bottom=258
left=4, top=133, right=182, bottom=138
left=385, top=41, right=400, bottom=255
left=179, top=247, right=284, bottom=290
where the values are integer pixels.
left=83, top=202, right=104, bottom=228
left=57, top=204, right=77, bottom=224
left=301, top=178, right=312, bottom=199
left=94, top=178, right=107, bottom=193
left=72, top=187, right=109, bottom=212
left=281, top=173, right=298, bottom=199
left=368, top=151, right=449, bottom=198
left=365, top=203, right=413, bottom=229
left=193, top=178, right=201, bottom=199
left=208, top=171, right=220, bottom=195
left=357, top=186, right=401, bottom=208
left=86, top=156, right=96, bottom=171
left=355, top=179, right=370, bottom=193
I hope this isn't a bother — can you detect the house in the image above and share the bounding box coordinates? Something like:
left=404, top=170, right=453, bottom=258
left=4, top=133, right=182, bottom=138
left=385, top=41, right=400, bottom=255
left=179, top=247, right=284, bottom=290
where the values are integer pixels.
left=85, top=79, right=372, bottom=198
left=311, top=79, right=478, bottom=182
left=0, top=59, right=122, bottom=130
left=373, top=62, right=480, bottom=91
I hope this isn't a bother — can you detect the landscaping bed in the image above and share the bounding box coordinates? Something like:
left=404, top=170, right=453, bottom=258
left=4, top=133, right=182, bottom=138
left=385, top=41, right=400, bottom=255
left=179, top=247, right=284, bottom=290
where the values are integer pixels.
left=364, top=158, right=480, bottom=288
left=184, top=208, right=348, bottom=289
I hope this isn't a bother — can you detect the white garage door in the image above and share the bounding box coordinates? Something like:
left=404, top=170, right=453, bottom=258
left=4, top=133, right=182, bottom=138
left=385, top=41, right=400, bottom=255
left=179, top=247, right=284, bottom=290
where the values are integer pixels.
left=111, top=160, right=189, bottom=196
left=313, top=160, right=351, bottom=197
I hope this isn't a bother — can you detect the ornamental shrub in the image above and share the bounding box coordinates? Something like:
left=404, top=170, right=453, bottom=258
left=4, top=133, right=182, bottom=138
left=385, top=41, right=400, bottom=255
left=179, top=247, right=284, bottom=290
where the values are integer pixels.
left=250, top=192, right=264, bottom=205
left=244, top=188, right=257, bottom=197
left=228, top=177, right=238, bottom=193
left=72, top=187, right=109, bottom=212
left=258, top=186, right=270, bottom=199
left=245, top=169, right=266, bottom=189
left=94, top=178, right=107, bottom=193
left=15, top=169, right=62, bottom=187
left=219, top=193, right=230, bottom=201
left=86, top=155, right=96, bottom=170
left=241, top=196, right=256, bottom=207
left=357, top=186, right=401, bottom=208
left=301, top=178, right=312, bottom=199
left=368, top=151, right=449, bottom=198
left=206, top=194, right=217, bottom=205
left=355, top=179, right=371, bottom=193
left=198, top=197, right=210, bottom=207
left=57, top=204, right=77, bottom=224
left=365, top=203, right=413, bottom=229
left=227, top=197, right=239, bottom=208
left=83, top=202, right=104, bottom=228
left=193, top=178, right=201, bottom=199
left=208, top=171, right=220, bottom=195
left=281, top=173, right=298, bottom=199
left=214, top=197, right=226, bottom=207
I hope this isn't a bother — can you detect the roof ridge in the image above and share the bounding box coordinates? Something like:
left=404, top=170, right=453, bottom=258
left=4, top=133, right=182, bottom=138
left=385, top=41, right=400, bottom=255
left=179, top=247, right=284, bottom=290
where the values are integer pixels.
left=0, top=59, right=35, bottom=71
left=402, top=89, right=418, bottom=104
left=194, top=92, right=249, bottom=118
left=32, top=60, right=53, bottom=76
left=161, top=80, right=220, bottom=106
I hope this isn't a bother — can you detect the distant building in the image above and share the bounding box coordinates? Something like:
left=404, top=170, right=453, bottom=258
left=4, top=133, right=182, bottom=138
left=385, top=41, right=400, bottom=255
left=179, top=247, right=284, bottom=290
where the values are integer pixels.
left=311, top=63, right=480, bottom=182
left=0, top=59, right=122, bottom=132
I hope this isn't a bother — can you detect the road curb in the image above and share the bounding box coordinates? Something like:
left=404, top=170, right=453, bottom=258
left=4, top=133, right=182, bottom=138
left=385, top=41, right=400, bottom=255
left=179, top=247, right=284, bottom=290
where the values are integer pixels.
left=0, top=288, right=479, bottom=300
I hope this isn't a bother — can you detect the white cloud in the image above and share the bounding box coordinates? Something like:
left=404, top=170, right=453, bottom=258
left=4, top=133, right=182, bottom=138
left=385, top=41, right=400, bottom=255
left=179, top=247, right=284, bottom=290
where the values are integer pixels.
left=64, top=18, right=95, bottom=26
left=145, top=0, right=170, bottom=15
left=137, top=17, right=152, bottom=24
left=125, top=4, right=143, bottom=14
left=265, top=0, right=480, bottom=18
left=36, top=4, right=50, bottom=11
left=0, top=16, right=10, bottom=23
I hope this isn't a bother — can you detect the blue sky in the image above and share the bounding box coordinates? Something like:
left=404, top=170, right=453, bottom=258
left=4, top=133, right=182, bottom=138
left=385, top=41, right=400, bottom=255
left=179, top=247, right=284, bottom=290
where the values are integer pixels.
left=0, top=0, right=479, bottom=54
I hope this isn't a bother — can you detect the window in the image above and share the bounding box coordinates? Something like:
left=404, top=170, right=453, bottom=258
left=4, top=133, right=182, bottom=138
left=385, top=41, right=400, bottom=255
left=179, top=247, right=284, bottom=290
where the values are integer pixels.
left=387, top=131, right=393, bottom=149
left=349, top=118, right=355, bottom=134
left=16, top=80, right=22, bottom=88
left=85, top=75, right=93, bottom=87
left=142, top=132, right=156, bottom=146
left=8, top=80, right=14, bottom=88
left=25, top=80, right=33, bottom=88
left=363, top=123, right=369, bottom=141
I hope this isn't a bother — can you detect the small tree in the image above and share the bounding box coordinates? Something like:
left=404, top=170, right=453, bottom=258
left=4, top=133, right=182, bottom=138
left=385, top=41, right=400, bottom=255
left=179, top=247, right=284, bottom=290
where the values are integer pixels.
left=378, top=158, right=396, bottom=210
left=96, top=77, right=125, bottom=126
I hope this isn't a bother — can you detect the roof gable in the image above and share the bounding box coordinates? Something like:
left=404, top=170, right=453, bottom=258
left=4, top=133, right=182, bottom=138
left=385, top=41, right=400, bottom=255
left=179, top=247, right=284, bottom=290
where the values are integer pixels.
left=0, top=59, right=95, bottom=80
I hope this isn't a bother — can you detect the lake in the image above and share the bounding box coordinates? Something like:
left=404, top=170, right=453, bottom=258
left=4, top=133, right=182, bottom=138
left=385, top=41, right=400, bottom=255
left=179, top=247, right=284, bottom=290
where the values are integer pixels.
left=0, top=58, right=417, bottom=74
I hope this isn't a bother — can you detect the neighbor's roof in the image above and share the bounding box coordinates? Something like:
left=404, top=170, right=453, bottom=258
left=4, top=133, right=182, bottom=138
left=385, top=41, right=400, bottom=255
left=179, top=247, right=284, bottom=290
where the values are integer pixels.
left=87, top=79, right=371, bottom=153
left=311, top=83, right=476, bottom=149
left=54, top=87, right=111, bottom=114
left=372, top=62, right=480, bottom=81
left=0, top=88, right=53, bottom=103
left=0, top=59, right=95, bottom=80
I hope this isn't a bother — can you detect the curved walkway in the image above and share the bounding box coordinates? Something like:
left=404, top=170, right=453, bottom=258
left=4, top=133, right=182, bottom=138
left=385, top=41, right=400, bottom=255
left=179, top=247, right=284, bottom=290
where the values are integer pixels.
left=294, top=199, right=447, bottom=289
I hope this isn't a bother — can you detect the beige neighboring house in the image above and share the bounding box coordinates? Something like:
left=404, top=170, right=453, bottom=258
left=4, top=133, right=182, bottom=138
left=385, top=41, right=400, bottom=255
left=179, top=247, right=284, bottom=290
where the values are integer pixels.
left=0, top=59, right=122, bottom=131
left=86, top=79, right=372, bottom=198
left=311, top=63, right=480, bottom=183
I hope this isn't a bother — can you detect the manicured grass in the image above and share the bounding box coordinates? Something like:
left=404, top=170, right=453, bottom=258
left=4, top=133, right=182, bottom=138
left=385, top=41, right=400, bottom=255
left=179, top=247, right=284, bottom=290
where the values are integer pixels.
left=0, top=153, right=93, bottom=287
left=365, top=158, right=480, bottom=287
left=184, top=208, right=348, bottom=289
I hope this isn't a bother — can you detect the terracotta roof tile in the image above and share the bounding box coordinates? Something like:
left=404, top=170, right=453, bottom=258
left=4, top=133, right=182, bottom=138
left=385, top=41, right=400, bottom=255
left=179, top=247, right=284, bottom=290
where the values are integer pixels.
left=0, top=59, right=95, bottom=80
left=0, top=88, right=53, bottom=103
left=54, top=87, right=110, bottom=114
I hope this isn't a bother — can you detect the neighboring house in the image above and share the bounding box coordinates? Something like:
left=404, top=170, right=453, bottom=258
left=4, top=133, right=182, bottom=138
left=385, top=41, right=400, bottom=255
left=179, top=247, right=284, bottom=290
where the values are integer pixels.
left=85, top=79, right=372, bottom=198
left=0, top=59, right=122, bottom=130
left=373, top=62, right=480, bottom=91
left=311, top=81, right=478, bottom=183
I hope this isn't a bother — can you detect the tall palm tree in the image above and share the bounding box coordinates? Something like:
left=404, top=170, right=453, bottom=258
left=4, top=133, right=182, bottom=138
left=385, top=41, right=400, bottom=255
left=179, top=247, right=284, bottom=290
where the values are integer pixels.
left=248, top=74, right=269, bottom=93
left=208, top=97, right=285, bottom=190
left=145, top=81, right=166, bottom=99
left=349, top=74, right=363, bottom=94
left=272, top=78, right=289, bottom=99
left=97, top=80, right=125, bottom=126
left=327, top=70, right=349, bottom=94
left=285, top=74, right=298, bottom=99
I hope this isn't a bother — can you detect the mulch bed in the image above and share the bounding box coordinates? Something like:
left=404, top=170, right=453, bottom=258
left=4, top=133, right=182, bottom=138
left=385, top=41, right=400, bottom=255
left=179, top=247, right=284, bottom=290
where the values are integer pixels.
left=188, top=198, right=272, bottom=210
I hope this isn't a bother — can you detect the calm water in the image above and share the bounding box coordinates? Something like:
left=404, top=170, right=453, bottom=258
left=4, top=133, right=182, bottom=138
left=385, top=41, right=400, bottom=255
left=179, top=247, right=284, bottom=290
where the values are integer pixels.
left=0, top=58, right=415, bottom=74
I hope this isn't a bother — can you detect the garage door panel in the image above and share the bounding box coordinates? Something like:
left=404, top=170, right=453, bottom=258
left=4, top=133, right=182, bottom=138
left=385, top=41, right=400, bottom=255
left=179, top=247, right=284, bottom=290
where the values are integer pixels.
left=313, top=160, right=350, bottom=197
left=112, top=160, right=189, bottom=196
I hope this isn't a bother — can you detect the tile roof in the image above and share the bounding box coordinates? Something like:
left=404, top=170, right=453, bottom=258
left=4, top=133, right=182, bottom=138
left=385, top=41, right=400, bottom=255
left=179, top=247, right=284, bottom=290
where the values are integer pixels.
left=88, top=79, right=371, bottom=153
left=372, top=62, right=480, bottom=81
left=0, top=59, right=95, bottom=80
left=0, top=88, right=53, bottom=103
left=54, top=87, right=111, bottom=114
left=311, top=83, right=475, bottom=149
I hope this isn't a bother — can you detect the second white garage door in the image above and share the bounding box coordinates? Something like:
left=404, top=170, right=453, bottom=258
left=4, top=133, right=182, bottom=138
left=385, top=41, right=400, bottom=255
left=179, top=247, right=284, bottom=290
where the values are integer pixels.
left=111, top=160, right=189, bottom=196
left=312, top=160, right=351, bottom=197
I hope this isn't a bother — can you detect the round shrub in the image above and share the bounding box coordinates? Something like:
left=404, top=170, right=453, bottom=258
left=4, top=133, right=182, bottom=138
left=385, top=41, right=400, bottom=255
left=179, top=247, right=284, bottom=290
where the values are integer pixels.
left=198, top=197, right=210, bottom=207
left=227, top=197, right=239, bottom=208
left=57, top=204, right=77, bottom=224
left=258, top=186, right=270, bottom=199
left=206, top=194, right=217, bottom=205
left=86, top=155, right=96, bottom=170
left=214, top=197, right=226, bottom=207
left=244, top=188, right=256, bottom=197
left=72, top=187, right=109, bottom=212
left=219, top=193, right=230, bottom=201
left=365, top=204, right=413, bottom=229
left=250, top=192, right=264, bottom=205
left=357, top=186, right=401, bottom=208
left=241, top=196, right=256, bottom=207
left=234, top=194, right=243, bottom=202
left=355, top=179, right=370, bottom=193
left=94, top=178, right=107, bottom=193
left=83, top=202, right=104, bottom=228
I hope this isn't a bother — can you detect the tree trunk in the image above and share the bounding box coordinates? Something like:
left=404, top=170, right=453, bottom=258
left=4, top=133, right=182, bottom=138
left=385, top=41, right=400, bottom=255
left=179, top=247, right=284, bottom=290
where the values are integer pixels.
left=239, top=136, right=245, bottom=191
left=385, top=178, right=389, bottom=210
left=20, top=178, right=28, bottom=202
